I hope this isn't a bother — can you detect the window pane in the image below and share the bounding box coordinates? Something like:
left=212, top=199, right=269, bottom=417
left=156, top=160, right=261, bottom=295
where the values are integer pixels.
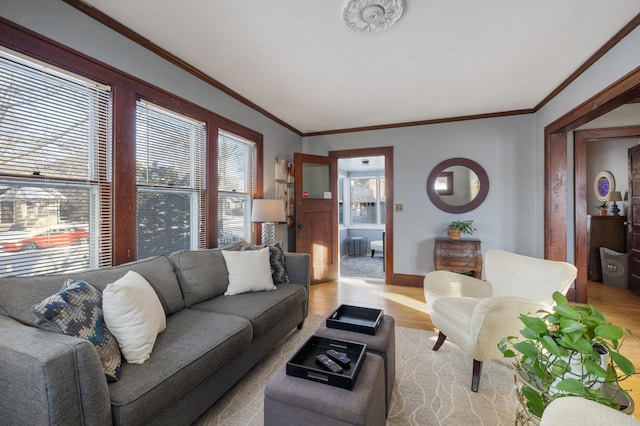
left=0, top=49, right=111, bottom=277
left=218, top=131, right=255, bottom=245
left=218, top=194, right=250, bottom=245
left=136, top=189, right=195, bottom=258
left=135, top=100, right=205, bottom=257
left=351, top=178, right=377, bottom=224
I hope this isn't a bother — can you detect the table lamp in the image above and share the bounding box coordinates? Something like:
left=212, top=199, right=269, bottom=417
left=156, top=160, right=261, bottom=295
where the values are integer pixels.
left=251, top=199, right=285, bottom=246
left=606, top=191, right=622, bottom=216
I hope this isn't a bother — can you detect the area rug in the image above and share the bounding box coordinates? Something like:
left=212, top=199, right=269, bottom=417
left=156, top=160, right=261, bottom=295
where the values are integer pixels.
left=193, top=314, right=517, bottom=425
left=340, top=255, right=385, bottom=280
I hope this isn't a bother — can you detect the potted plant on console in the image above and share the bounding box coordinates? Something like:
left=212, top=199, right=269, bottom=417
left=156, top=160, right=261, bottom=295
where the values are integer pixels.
left=596, top=201, right=609, bottom=216
left=446, top=219, right=475, bottom=240
left=498, top=291, right=637, bottom=422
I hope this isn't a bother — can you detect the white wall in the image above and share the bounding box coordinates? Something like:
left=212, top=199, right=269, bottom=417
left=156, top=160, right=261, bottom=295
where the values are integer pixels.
left=0, top=0, right=303, bottom=247
left=304, top=114, right=537, bottom=276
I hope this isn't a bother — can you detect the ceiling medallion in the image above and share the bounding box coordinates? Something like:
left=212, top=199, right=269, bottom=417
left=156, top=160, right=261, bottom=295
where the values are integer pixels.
left=343, top=0, right=404, bottom=33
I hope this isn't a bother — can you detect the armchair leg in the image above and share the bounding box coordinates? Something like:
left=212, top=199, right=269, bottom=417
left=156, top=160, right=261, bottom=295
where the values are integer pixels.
left=432, top=331, right=447, bottom=351
left=471, top=359, right=482, bottom=392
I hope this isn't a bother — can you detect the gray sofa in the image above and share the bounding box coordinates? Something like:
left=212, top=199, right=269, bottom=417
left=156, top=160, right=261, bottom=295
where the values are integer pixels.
left=0, top=247, right=310, bottom=425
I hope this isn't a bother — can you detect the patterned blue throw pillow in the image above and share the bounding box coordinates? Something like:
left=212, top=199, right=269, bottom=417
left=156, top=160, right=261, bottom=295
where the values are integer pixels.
left=32, top=279, right=122, bottom=382
left=241, top=241, right=290, bottom=284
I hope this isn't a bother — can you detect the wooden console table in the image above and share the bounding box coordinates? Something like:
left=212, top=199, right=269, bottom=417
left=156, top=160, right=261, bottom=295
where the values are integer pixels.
left=434, top=237, right=482, bottom=278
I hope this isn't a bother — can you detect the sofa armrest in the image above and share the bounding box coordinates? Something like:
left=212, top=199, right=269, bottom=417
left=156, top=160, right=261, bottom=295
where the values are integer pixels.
left=284, top=252, right=311, bottom=316
left=0, top=314, right=112, bottom=425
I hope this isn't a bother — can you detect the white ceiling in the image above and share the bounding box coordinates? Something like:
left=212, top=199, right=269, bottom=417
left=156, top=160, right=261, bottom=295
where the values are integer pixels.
left=81, top=0, right=640, bottom=134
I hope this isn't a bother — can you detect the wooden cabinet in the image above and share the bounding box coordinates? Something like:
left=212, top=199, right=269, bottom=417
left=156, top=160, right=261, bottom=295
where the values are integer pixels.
left=587, top=215, right=627, bottom=282
left=434, top=237, right=482, bottom=278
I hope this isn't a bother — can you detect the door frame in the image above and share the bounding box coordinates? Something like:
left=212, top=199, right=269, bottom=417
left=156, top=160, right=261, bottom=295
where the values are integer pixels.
left=575, top=126, right=640, bottom=302
left=545, top=66, right=640, bottom=303
left=329, top=146, right=394, bottom=284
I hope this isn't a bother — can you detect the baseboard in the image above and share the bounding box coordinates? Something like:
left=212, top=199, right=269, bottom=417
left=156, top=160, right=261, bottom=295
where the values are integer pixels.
left=391, top=273, right=424, bottom=287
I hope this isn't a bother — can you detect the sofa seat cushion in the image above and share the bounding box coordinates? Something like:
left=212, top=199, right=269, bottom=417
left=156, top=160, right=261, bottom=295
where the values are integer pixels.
left=189, top=283, right=306, bottom=338
left=108, top=309, right=251, bottom=425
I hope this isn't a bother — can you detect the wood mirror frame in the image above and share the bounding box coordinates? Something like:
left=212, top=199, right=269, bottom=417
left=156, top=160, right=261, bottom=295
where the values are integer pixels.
left=426, top=157, right=490, bottom=213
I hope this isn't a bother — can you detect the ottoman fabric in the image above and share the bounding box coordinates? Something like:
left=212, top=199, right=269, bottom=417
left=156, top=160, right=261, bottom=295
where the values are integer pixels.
left=264, top=353, right=386, bottom=426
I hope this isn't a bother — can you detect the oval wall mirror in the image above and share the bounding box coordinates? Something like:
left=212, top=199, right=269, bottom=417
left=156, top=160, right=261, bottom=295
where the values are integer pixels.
left=594, top=170, right=615, bottom=202
left=426, top=158, right=490, bottom=213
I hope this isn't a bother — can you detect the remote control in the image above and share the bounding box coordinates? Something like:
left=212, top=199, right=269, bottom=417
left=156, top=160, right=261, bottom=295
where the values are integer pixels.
left=315, top=354, right=343, bottom=374
left=326, top=349, right=351, bottom=367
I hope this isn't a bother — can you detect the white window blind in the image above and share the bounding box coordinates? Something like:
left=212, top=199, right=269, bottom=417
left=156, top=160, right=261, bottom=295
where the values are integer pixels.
left=0, top=48, right=112, bottom=277
left=218, top=130, right=256, bottom=245
left=135, top=100, right=206, bottom=258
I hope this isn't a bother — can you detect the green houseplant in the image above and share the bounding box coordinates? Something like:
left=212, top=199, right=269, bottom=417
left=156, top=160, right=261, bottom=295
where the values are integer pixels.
left=446, top=220, right=475, bottom=239
left=498, top=291, right=637, bottom=419
left=595, top=201, right=609, bottom=216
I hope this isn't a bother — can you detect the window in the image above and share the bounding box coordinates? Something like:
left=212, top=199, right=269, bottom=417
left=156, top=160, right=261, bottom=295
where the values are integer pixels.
left=135, top=100, right=206, bottom=258
left=217, top=130, right=256, bottom=245
left=350, top=177, right=385, bottom=225
left=0, top=48, right=112, bottom=277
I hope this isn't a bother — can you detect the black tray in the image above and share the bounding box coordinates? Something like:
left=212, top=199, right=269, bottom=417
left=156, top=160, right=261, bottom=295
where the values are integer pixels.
left=286, top=335, right=367, bottom=390
left=326, top=304, right=384, bottom=335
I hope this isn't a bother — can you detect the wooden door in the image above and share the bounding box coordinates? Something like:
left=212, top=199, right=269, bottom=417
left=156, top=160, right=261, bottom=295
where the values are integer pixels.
left=294, top=153, right=338, bottom=283
left=628, top=145, right=640, bottom=295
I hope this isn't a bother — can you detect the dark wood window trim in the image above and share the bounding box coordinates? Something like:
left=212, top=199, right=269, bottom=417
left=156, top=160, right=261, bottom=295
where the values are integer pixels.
left=0, top=17, right=264, bottom=265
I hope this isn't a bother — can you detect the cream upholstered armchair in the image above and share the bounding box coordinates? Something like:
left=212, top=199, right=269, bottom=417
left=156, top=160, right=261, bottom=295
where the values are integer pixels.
left=423, top=249, right=577, bottom=392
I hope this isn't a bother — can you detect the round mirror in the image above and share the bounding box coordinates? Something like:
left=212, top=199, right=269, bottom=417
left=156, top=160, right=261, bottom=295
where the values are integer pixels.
left=594, top=170, right=615, bottom=202
left=426, top=158, right=489, bottom=213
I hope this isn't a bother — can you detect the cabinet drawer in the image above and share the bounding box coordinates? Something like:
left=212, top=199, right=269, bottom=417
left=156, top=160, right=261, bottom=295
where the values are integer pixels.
left=439, top=249, right=479, bottom=259
left=440, top=258, right=478, bottom=268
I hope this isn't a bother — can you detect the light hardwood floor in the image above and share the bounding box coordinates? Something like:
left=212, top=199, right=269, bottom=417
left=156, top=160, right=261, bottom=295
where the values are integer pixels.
left=308, top=278, right=640, bottom=404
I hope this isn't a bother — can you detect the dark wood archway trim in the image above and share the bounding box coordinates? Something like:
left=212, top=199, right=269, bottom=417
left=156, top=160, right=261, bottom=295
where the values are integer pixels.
left=545, top=66, right=640, bottom=302
left=574, top=126, right=640, bottom=302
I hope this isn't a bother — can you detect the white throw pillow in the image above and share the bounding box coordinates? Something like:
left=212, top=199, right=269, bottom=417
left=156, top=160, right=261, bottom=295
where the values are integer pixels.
left=222, top=247, right=276, bottom=296
left=102, top=270, right=166, bottom=364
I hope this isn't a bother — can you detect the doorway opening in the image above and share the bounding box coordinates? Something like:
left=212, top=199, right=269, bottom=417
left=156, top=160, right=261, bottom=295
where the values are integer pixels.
left=337, top=156, right=385, bottom=281
left=329, top=146, right=394, bottom=284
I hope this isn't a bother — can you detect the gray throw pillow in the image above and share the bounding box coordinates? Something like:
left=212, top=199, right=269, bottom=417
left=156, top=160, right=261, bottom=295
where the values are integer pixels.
left=32, top=279, right=122, bottom=382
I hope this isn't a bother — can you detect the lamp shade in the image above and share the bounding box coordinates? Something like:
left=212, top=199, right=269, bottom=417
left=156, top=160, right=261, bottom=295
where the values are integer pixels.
left=606, top=191, right=622, bottom=202
left=251, top=199, right=286, bottom=223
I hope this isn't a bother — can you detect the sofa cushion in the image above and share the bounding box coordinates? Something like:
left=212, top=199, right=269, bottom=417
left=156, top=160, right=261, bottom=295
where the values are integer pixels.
left=32, top=279, right=122, bottom=382
left=108, top=309, right=252, bottom=425
left=103, top=271, right=167, bottom=364
left=222, top=248, right=276, bottom=295
left=189, top=283, right=306, bottom=337
left=0, top=256, right=184, bottom=327
left=169, top=249, right=230, bottom=306
left=241, top=242, right=290, bottom=284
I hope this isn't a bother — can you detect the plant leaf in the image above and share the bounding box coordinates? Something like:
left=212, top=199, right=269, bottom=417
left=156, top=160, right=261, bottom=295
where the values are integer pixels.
left=522, top=386, right=545, bottom=418
left=552, top=291, right=568, bottom=306
left=610, top=351, right=636, bottom=375
left=594, top=323, right=623, bottom=340
left=554, top=378, right=585, bottom=394
left=513, top=341, right=540, bottom=359
left=520, top=316, right=548, bottom=334
left=559, top=318, right=586, bottom=334
left=540, top=335, right=564, bottom=357
left=584, top=358, right=607, bottom=378
left=554, top=304, right=582, bottom=320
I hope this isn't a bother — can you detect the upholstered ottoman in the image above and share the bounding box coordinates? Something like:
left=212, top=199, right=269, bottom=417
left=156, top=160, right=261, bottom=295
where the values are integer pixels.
left=313, top=315, right=395, bottom=413
left=264, top=352, right=386, bottom=426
